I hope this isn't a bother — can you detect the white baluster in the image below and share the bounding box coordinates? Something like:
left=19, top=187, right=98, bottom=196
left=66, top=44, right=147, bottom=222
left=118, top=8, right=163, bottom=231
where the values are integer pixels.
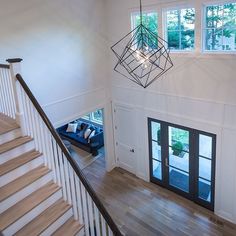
left=75, top=177, right=84, bottom=224
left=81, top=185, right=90, bottom=236
left=88, top=195, right=95, bottom=236
left=101, top=216, right=107, bottom=236
left=63, top=154, right=72, bottom=205
left=94, top=206, right=101, bottom=236
left=69, top=166, right=79, bottom=220
left=58, top=147, right=67, bottom=201
left=51, top=137, right=61, bottom=186
left=108, top=227, right=113, bottom=236
left=20, top=87, right=30, bottom=136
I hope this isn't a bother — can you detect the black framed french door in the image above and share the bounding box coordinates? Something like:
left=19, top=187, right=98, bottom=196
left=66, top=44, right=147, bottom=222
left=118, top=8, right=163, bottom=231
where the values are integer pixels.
left=148, top=118, right=216, bottom=210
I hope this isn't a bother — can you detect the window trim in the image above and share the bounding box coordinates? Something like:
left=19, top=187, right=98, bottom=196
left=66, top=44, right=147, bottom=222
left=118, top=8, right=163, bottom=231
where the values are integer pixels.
left=162, top=5, right=196, bottom=52
left=202, top=0, right=236, bottom=53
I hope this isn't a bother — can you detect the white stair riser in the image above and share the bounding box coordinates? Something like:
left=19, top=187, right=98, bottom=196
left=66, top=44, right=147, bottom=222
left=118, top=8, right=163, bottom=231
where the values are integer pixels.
left=0, top=140, right=35, bottom=164
left=0, top=128, right=21, bottom=145
left=40, top=208, right=73, bottom=236
left=0, top=155, right=44, bottom=187
left=2, top=189, right=63, bottom=236
left=0, top=172, right=53, bottom=213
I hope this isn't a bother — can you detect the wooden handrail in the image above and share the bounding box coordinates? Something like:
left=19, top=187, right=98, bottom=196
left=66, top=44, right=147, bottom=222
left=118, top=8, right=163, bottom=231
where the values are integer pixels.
left=0, top=64, right=10, bottom=69
left=15, top=73, right=122, bottom=236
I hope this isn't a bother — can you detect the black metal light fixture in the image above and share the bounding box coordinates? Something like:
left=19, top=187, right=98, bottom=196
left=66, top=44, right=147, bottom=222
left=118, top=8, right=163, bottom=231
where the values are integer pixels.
left=111, top=0, right=173, bottom=88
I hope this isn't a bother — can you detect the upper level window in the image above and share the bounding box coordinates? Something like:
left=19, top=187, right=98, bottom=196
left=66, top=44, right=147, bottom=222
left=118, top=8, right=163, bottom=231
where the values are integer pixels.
left=131, top=11, right=158, bottom=34
left=131, top=12, right=158, bottom=49
left=165, top=8, right=195, bottom=51
left=204, top=2, right=236, bottom=51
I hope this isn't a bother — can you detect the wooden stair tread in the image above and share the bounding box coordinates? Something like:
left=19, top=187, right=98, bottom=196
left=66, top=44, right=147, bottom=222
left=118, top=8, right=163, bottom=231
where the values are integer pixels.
left=0, top=150, right=41, bottom=177
left=15, top=199, right=71, bottom=236
left=0, top=165, right=50, bottom=202
left=0, top=136, right=32, bottom=154
left=0, top=113, right=19, bottom=135
left=52, top=217, right=84, bottom=236
left=0, top=181, right=60, bottom=231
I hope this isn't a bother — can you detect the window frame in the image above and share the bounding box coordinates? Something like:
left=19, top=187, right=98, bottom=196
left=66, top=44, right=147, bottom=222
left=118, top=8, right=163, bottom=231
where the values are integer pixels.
left=202, top=0, right=236, bottom=53
left=163, top=5, right=196, bottom=52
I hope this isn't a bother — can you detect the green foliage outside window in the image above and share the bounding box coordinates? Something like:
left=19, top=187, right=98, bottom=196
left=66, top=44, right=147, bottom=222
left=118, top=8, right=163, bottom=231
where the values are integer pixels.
left=205, top=3, right=236, bottom=51
left=133, top=12, right=158, bottom=49
left=166, top=8, right=195, bottom=50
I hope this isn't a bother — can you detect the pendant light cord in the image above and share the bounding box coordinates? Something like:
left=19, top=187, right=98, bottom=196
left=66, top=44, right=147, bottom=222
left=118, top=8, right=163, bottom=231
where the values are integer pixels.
left=140, top=0, right=143, bottom=25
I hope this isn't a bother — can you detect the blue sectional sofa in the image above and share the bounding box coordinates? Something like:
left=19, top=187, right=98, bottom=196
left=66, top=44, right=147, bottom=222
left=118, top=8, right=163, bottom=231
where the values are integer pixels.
left=57, top=121, right=104, bottom=153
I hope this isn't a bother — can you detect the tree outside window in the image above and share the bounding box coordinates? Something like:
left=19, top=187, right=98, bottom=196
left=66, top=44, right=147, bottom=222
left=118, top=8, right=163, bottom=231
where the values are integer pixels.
left=204, top=2, right=236, bottom=51
left=166, top=8, right=195, bottom=50
left=131, top=12, right=158, bottom=49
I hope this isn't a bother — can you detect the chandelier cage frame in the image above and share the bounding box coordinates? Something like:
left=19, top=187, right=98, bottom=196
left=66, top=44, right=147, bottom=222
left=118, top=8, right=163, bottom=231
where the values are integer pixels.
left=111, top=0, right=173, bottom=88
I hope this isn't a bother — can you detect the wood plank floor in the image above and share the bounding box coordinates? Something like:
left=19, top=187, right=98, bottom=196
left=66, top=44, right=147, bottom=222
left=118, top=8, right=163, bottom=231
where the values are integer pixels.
left=0, top=113, right=19, bottom=135
left=83, top=156, right=236, bottom=236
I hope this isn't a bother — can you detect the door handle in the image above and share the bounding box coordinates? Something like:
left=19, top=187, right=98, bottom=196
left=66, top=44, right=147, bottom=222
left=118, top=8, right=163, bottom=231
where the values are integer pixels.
left=165, top=158, right=169, bottom=167
left=130, top=149, right=135, bottom=153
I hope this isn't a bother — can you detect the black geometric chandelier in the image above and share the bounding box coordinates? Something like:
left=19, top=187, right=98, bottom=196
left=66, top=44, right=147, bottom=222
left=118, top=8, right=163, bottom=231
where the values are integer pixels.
left=111, top=0, right=173, bottom=88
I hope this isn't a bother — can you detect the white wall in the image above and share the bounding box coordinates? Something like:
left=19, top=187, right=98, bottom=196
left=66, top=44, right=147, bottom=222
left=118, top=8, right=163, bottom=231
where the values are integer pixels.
left=0, top=0, right=109, bottom=125
left=107, top=0, right=236, bottom=223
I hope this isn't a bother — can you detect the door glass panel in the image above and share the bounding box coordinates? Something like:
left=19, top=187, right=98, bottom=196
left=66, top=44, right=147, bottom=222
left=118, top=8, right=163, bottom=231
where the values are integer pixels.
left=199, top=157, right=211, bottom=181
left=168, top=126, right=190, bottom=192
left=169, top=167, right=189, bottom=192
left=151, top=121, right=162, bottom=181
left=198, top=177, right=211, bottom=202
left=169, top=127, right=189, bottom=152
left=153, top=160, right=162, bottom=180
left=199, top=134, right=212, bottom=158
left=198, top=134, right=213, bottom=203
left=152, top=141, right=161, bottom=161
left=169, top=147, right=189, bottom=172
left=151, top=121, right=161, bottom=143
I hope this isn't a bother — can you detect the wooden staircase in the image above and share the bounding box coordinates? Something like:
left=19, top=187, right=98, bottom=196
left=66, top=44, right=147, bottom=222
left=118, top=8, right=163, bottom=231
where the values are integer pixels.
left=0, top=113, right=84, bottom=235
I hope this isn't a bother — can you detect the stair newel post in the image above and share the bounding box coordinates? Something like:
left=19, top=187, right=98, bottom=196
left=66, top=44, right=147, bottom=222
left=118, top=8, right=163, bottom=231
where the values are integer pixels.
left=6, top=58, right=27, bottom=136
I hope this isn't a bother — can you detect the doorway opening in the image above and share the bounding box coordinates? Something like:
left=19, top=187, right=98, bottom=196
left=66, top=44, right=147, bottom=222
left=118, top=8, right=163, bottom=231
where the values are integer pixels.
left=57, top=108, right=105, bottom=170
left=148, top=118, right=216, bottom=210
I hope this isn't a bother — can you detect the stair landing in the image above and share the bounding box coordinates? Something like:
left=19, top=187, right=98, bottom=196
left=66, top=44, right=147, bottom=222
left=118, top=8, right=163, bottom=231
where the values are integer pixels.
left=0, top=113, right=19, bottom=135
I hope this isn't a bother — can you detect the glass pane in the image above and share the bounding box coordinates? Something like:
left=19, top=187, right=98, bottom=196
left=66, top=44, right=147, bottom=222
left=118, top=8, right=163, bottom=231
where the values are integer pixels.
left=181, top=30, right=195, bottom=50
left=152, top=141, right=161, bottom=161
left=206, top=5, right=224, bottom=29
left=133, top=12, right=158, bottom=35
left=199, top=157, right=211, bottom=181
left=153, top=160, right=162, bottom=180
left=181, top=8, right=195, bottom=30
left=168, top=31, right=180, bottom=50
left=151, top=121, right=161, bottom=142
left=169, top=147, right=189, bottom=172
left=167, top=10, right=179, bottom=30
left=205, top=29, right=223, bottom=50
left=223, top=3, right=236, bottom=26
left=169, top=127, right=189, bottom=152
left=222, top=28, right=236, bottom=51
left=199, top=178, right=211, bottom=202
left=169, top=167, right=189, bottom=192
left=199, top=134, right=212, bottom=158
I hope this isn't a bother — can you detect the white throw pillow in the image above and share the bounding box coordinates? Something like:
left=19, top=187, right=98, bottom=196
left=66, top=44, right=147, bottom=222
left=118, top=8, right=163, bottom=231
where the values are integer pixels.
left=88, top=130, right=96, bottom=143
left=66, top=123, right=78, bottom=133
left=84, top=128, right=92, bottom=139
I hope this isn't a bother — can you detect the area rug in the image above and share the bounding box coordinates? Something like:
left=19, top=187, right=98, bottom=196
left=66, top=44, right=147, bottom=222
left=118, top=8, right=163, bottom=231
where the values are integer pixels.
left=169, top=169, right=211, bottom=200
left=153, top=168, right=210, bottom=200
left=70, top=145, right=103, bottom=170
